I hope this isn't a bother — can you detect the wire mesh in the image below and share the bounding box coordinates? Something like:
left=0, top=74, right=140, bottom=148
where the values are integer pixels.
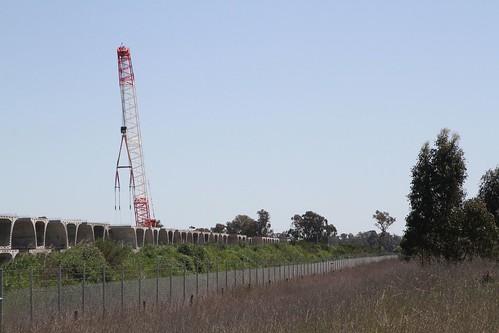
left=0, top=255, right=396, bottom=330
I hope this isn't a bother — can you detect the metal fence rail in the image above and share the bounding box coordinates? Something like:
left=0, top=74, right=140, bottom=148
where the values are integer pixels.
left=0, top=255, right=397, bottom=331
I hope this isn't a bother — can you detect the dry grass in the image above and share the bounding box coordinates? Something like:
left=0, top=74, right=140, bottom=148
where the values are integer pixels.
left=11, top=259, right=498, bottom=333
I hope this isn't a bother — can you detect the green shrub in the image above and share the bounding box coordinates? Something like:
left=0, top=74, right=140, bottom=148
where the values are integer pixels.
left=0, top=240, right=375, bottom=290
left=2, top=253, right=46, bottom=290
left=49, top=244, right=109, bottom=283
left=178, top=243, right=207, bottom=263
left=95, top=239, right=132, bottom=268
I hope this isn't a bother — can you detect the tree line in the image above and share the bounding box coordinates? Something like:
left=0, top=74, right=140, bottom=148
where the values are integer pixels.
left=209, top=209, right=400, bottom=252
left=401, top=128, right=499, bottom=263
left=208, top=209, right=273, bottom=237
left=209, top=210, right=339, bottom=243
left=208, top=128, right=499, bottom=262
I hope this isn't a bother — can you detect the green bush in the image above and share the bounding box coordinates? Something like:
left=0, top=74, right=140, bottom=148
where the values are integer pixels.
left=2, top=253, right=46, bottom=290
left=0, top=241, right=370, bottom=290
left=48, top=243, right=109, bottom=283
left=95, top=239, right=132, bottom=268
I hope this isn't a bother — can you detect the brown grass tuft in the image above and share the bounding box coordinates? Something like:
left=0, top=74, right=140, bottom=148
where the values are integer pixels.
left=7, top=259, right=498, bottom=333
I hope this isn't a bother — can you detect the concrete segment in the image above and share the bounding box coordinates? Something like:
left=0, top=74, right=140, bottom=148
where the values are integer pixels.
left=76, top=223, right=94, bottom=243
left=0, top=249, right=18, bottom=264
left=0, top=215, right=281, bottom=263
left=46, top=220, right=68, bottom=249
left=94, top=225, right=105, bottom=240
left=34, top=219, right=47, bottom=247
left=136, top=228, right=144, bottom=247
left=11, top=218, right=36, bottom=250
left=67, top=223, right=77, bottom=247
left=144, top=228, right=153, bottom=245
left=158, top=229, right=168, bottom=245
left=0, top=217, right=13, bottom=247
left=108, top=226, right=138, bottom=249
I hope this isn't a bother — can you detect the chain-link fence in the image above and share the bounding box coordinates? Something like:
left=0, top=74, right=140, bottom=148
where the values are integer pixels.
left=0, top=255, right=397, bottom=331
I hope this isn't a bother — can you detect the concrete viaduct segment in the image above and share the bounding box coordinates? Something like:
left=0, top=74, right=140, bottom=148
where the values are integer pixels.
left=0, top=215, right=281, bottom=262
left=107, top=227, right=257, bottom=249
left=0, top=216, right=109, bottom=263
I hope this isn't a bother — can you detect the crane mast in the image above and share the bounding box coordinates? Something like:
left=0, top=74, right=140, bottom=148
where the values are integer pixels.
left=114, top=45, right=158, bottom=228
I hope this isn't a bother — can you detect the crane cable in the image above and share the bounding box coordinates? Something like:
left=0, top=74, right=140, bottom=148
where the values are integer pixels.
left=148, top=179, right=156, bottom=219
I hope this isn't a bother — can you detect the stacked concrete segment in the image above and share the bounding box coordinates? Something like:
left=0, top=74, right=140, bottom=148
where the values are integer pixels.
left=0, top=215, right=19, bottom=263
left=0, top=216, right=109, bottom=263
left=107, top=227, right=236, bottom=249
left=250, top=236, right=281, bottom=244
left=0, top=215, right=283, bottom=263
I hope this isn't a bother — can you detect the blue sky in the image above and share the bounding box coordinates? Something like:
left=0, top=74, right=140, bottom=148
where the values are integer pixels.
left=2, top=1, right=498, bottom=235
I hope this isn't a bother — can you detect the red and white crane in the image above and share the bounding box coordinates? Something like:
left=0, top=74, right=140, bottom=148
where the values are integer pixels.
left=114, top=45, right=159, bottom=228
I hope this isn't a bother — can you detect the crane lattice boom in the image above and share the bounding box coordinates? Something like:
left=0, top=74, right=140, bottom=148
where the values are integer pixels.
left=114, top=45, right=158, bottom=228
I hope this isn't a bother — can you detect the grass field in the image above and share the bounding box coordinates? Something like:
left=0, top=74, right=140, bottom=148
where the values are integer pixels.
left=11, top=258, right=498, bottom=333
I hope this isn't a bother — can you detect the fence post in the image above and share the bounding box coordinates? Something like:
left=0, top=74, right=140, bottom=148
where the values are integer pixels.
left=257, top=260, right=259, bottom=284
left=233, top=260, right=237, bottom=287
left=242, top=258, right=245, bottom=286
left=102, top=266, right=106, bottom=316
left=249, top=260, right=252, bottom=286
left=0, top=269, right=3, bottom=333
left=138, top=262, right=142, bottom=309
left=156, top=261, right=160, bottom=306
left=225, top=260, right=228, bottom=291
left=82, top=266, right=86, bottom=314
left=216, top=262, right=219, bottom=292
left=196, top=261, right=199, bottom=295
left=206, top=261, right=209, bottom=294
left=169, top=264, right=172, bottom=303
left=30, top=267, right=34, bottom=323
left=121, top=265, right=124, bottom=311
left=58, top=266, right=62, bottom=316
left=183, top=264, right=186, bottom=301
left=255, top=260, right=258, bottom=286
